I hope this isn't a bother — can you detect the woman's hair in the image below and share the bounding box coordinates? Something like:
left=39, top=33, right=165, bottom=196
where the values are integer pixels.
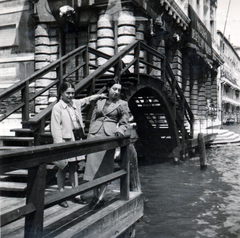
left=106, top=79, right=126, bottom=99
left=58, top=81, right=75, bottom=101
left=60, top=81, right=75, bottom=94
left=106, top=79, right=121, bottom=90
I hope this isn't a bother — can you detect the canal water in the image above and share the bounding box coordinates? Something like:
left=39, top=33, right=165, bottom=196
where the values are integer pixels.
left=135, top=125, right=240, bottom=238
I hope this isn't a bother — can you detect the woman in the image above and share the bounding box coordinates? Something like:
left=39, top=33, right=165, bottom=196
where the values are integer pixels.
left=84, top=80, right=129, bottom=209
left=51, top=81, right=107, bottom=208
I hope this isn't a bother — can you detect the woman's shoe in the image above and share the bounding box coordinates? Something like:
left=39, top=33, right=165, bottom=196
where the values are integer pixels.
left=58, top=201, right=68, bottom=208
left=92, top=199, right=105, bottom=210
left=71, top=197, right=87, bottom=204
left=89, top=196, right=98, bottom=209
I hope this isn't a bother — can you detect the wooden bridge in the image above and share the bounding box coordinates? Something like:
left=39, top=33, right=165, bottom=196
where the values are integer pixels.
left=0, top=39, right=195, bottom=237
left=0, top=136, right=143, bottom=238
left=0, top=40, right=194, bottom=156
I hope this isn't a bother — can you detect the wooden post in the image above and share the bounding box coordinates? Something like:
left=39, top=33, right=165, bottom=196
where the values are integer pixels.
left=134, top=42, right=140, bottom=83
left=129, top=144, right=141, bottom=192
left=83, top=46, right=89, bottom=78
left=22, top=81, right=29, bottom=122
left=120, top=144, right=130, bottom=200
left=198, top=133, right=207, bottom=170
left=24, top=164, right=47, bottom=238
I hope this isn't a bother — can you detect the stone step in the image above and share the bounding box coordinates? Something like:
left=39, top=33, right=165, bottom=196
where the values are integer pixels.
left=209, top=129, right=240, bottom=145
left=216, top=130, right=235, bottom=136
left=213, top=133, right=240, bottom=141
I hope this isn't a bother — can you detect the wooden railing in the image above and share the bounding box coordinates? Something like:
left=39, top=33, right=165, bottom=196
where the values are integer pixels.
left=0, top=136, right=131, bottom=238
left=0, top=45, right=112, bottom=123
left=0, top=40, right=194, bottom=141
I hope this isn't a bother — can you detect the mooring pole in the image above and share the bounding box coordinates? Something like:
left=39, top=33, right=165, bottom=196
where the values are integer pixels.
left=198, top=133, right=207, bottom=170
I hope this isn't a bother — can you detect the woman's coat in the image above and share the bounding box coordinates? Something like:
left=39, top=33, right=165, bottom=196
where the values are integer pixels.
left=51, top=97, right=92, bottom=168
left=84, top=98, right=129, bottom=181
left=88, top=98, right=129, bottom=136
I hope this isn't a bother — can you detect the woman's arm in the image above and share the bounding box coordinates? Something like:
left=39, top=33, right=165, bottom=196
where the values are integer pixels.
left=89, top=104, right=97, bottom=128
left=51, top=105, right=64, bottom=143
left=116, top=101, right=130, bottom=136
left=77, top=94, right=107, bottom=109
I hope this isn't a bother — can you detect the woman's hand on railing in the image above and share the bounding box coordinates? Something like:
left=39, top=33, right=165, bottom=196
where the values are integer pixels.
left=115, top=132, right=124, bottom=138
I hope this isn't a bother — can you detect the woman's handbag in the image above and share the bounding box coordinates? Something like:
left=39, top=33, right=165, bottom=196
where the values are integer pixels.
left=73, top=128, right=84, bottom=141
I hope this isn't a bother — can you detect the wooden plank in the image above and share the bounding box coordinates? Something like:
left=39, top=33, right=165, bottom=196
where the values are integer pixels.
left=1, top=203, right=36, bottom=226
left=25, top=164, right=47, bottom=238
left=0, top=147, right=28, bottom=150
left=0, top=136, right=130, bottom=174
left=0, top=197, right=26, bottom=215
left=4, top=169, right=28, bottom=177
left=0, top=181, right=27, bottom=191
left=120, top=145, right=130, bottom=200
left=0, top=137, right=33, bottom=141
left=53, top=192, right=143, bottom=238
left=1, top=217, right=25, bottom=238
left=44, top=170, right=127, bottom=208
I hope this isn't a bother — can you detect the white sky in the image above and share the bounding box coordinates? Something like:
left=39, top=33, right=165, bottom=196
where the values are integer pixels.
left=216, top=0, right=240, bottom=46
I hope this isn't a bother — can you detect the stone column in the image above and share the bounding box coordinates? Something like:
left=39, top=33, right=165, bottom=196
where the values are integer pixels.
left=150, top=38, right=165, bottom=78
left=34, top=23, right=59, bottom=114
left=190, top=65, right=199, bottom=133
left=97, top=11, right=114, bottom=73
left=88, top=18, right=98, bottom=74
left=182, top=53, right=191, bottom=105
left=48, top=27, right=58, bottom=103
left=211, top=72, right=217, bottom=109
left=117, top=7, right=136, bottom=73
left=172, top=50, right=182, bottom=88
left=205, top=70, right=211, bottom=100
left=198, top=70, right=207, bottom=118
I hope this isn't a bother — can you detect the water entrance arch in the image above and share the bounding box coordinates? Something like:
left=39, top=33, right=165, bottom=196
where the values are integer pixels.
left=123, top=76, right=181, bottom=161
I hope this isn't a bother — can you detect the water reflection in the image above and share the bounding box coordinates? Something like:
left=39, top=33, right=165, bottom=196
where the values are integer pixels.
left=136, top=145, right=240, bottom=238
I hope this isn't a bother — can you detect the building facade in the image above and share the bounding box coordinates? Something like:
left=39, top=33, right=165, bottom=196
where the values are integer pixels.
left=217, top=31, right=240, bottom=125
left=0, top=0, right=225, bottom=137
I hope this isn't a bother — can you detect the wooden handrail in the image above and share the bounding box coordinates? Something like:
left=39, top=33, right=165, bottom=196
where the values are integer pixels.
left=0, top=45, right=87, bottom=102
left=1, top=39, right=193, bottom=139
left=0, top=136, right=130, bottom=173
left=0, top=136, right=131, bottom=238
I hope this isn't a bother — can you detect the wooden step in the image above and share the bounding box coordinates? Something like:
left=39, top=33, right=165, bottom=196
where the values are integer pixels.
left=4, top=169, right=28, bottom=177
left=10, top=128, right=34, bottom=137
left=0, top=136, right=34, bottom=147
left=0, top=136, right=34, bottom=141
left=0, top=146, right=27, bottom=150
left=0, top=170, right=28, bottom=183
left=0, top=181, right=27, bottom=192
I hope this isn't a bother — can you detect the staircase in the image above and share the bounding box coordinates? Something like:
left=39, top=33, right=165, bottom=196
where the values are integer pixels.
left=208, top=129, right=240, bottom=146
left=0, top=40, right=194, bottom=191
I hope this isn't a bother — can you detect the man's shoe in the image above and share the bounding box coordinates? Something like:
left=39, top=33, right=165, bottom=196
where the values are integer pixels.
left=59, top=201, right=68, bottom=208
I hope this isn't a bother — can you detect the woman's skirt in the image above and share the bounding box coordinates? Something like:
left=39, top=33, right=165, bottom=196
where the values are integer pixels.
left=53, top=138, right=85, bottom=170
left=84, top=126, right=115, bottom=181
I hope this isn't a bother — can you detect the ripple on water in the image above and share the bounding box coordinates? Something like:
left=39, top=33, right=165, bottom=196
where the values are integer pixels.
left=136, top=144, right=240, bottom=238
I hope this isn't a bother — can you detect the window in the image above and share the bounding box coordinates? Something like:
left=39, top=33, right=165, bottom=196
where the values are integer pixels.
left=0, top=24, right=18, bottom=47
